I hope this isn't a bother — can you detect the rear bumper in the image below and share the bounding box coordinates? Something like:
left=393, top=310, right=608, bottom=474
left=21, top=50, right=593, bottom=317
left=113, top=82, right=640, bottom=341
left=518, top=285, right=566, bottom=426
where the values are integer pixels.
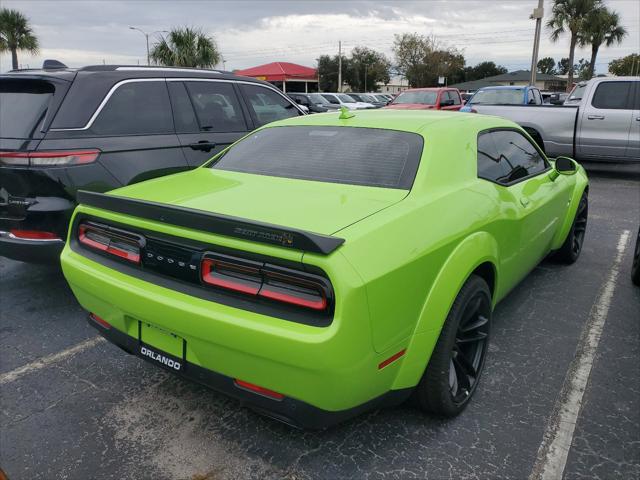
left=0, top=231, right=64, bottom=263
left=89, top=315, right=411, bottom=429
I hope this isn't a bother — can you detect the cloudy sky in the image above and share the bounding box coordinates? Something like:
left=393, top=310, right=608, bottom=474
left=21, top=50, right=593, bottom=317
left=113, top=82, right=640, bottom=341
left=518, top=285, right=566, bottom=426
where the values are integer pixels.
left=1, top=0, right=638, bottom=75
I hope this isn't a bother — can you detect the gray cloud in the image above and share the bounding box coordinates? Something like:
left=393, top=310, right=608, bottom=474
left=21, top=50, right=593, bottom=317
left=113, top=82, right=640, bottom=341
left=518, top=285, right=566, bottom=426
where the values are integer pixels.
left=1, top=0, right=638, bottom=74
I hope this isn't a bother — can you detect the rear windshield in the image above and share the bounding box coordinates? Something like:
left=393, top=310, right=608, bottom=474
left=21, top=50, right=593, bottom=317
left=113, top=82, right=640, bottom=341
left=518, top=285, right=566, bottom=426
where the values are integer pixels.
left=211, top=126, right=424, bottom=189
left=470, top=89, right=524, bottom=105
left=0, top=80, right=54, bottom=138
left=393, top=91, right=438, bottom=105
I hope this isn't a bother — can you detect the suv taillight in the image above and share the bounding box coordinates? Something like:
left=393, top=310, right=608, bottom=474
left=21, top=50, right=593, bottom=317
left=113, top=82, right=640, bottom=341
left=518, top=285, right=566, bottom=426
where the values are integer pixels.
left=78, top=222, right=144, bottom=264
left=0, top=150, right=100, bottom=167
left=201, top=254, right=331, bottom=312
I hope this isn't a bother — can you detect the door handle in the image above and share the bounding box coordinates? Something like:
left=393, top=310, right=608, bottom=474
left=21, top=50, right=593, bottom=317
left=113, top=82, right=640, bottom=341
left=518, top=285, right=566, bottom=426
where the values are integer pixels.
left=587, top=115, right=605, bottom=120
left=189, top=141, right=216, bottom=152
left=520, top=197, right=530, bottom=207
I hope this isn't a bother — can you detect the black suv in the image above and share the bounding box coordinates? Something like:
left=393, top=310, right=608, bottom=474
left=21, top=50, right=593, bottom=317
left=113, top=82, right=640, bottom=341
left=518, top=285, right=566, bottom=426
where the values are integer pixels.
left=0, top=64, right=304, bottom=263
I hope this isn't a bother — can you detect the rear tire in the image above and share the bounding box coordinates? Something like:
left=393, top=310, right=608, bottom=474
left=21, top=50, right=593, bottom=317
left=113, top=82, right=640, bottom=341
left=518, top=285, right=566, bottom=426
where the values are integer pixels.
left=554, top=192, right=588, bottom=264
left=413, top=275, right=492, bottom=417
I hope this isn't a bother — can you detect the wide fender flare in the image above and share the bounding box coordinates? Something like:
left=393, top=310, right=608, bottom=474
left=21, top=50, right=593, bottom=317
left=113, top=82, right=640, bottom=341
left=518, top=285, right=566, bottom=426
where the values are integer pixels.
left=550, top=168, right=589, bottom=250
left=391, top=231, right=499, bottom=390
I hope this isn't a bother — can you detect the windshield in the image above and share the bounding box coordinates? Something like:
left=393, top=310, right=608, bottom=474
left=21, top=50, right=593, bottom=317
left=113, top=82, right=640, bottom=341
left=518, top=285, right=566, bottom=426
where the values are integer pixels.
left=211, top=126, right=424, bottom=189
left=392, top=91, right=438, bottom=105
left=566, top=83, right=587, bottom=104
left=337, top=94, right=357, bottom=103
left=0, top=80, right=54, bottom=139
left=360, top=94, right=376, bottom=102
left=470, top=89, right=524, bottom=105
left=309, top=93, right=330, bottom=105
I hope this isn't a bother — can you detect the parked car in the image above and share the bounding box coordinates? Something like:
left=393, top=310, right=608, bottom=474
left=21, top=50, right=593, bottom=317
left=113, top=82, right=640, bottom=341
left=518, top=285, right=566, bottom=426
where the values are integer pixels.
left=0, top=63, right=305, bottom=263
left=460, top=85, right=543, bottom=112
left=385, top=88, right=464, bottom=111
left=371, top=93, right=392, bottom=104
left=320, top=93, right=374, bottom=109
left=287, top=93, right=328, bottom=113
left=460, top=77, right=639, bottom=163
left=348, top=93, right=385, bottom=108
left=541, top=91, right=568, bottom=105
left=60, top=109, right=588, bottom=428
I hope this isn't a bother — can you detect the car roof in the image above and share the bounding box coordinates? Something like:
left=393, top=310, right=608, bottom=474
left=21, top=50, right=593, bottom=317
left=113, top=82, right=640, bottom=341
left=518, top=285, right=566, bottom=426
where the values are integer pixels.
left=400, top=87, right=451, bottom=92
left=264, top=109, right=513, bottom=136
left=478, top=85, right=526, bottom=90
left=2, top=64, right=272, bottom=85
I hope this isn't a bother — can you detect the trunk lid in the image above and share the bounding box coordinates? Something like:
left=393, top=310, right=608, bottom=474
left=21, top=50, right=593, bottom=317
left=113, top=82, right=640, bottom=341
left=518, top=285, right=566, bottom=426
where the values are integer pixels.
left=107, top=168, right=408, bottom=235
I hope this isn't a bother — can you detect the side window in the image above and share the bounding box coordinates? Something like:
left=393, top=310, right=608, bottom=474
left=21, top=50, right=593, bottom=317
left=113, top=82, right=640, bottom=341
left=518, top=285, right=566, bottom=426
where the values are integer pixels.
left=477, top=130, right=547, bottom=185
left=634, top=81, right=640, bottom=110
left=167, top=82, right=198, bottom=133
left=240, top=84, right=300, bottom=127
left=527, top=89, right=535, bottom=104
left=449, top=91, right=461, bottom=105
left=91, top=81, right=173, bottom=135
left=322, top=94, right=340, bottom=104
left=477, top=132, right=512, bottom=183
left=591, top=81, right=633, bottom=110
left=185, top=81, right=247, bottom=132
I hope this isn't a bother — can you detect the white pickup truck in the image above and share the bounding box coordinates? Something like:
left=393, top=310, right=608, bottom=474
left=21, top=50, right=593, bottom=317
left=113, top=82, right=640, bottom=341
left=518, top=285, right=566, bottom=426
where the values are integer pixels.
left=467, top=77, right=639, bottom=163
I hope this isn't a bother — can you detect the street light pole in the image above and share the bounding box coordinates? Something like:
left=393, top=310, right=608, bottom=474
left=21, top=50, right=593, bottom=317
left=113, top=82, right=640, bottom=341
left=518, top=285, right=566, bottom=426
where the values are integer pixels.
left=129, top=27, right=168, bottom=66
left=529, top=0, right=545, bottom=86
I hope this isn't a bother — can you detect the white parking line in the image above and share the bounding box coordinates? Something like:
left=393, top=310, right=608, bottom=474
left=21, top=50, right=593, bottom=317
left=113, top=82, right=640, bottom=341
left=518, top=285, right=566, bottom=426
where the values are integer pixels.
left=0, top=336, right=105, bottom=385
left=530, top=230, right=631, bottom=480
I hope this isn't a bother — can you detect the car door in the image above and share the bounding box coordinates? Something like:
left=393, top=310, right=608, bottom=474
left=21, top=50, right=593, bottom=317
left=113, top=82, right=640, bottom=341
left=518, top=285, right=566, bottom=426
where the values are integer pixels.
left=627, top=80, right=640, bottom=161
left=479, top=129, right=570, bottom=282
left=441, top=90, right=462, bottom=111
left=577, top=80, right=635, bottom=161
left=168, top=80, right=250, bottom=167
left=38, top=79, right=189, bottom=187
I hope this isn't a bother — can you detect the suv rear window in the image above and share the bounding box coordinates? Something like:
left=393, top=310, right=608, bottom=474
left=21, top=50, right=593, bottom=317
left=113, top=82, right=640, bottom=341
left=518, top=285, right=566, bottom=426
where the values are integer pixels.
left=0, top=80, right=54, bottom=139
left=211, top=126, right=424, bottom=189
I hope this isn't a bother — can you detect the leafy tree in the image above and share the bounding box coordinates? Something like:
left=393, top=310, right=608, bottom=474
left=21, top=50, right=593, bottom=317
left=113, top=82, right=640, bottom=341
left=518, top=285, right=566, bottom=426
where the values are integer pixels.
left=537, top=57, right=557, bottom=74
left=317, top=54, right=348, bottom=92
left=557, top=57, right=572, bottom=74
left=608, top=53, right=640, bottom=76
left=392, top=33, right=465, bottom=87
left=150, top=27, right=220, bottom=68
left=0, top=8, right=39, bottom=70
left=578, top=7, right=627, bottom=79
left=547, top=0, right=601, bottom=90
left=576, top=58, right=592, bottom=80
left=464, top=61, right=508, bottom=81
left=344, top=46, right=390, bottom=92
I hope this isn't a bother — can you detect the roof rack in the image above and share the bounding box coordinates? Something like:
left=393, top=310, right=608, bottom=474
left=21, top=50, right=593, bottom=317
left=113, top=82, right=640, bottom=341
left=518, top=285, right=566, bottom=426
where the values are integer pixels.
left=78, top=65, right=224, bottom=74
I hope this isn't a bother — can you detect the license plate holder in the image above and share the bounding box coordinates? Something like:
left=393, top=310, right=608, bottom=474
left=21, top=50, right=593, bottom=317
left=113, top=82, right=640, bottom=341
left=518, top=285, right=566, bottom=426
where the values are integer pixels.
left=138, top=322, right=185, bottom=372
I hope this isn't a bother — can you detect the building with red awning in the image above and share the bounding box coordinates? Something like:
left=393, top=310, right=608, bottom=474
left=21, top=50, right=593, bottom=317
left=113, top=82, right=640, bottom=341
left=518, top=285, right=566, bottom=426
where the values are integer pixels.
left=234, top=62, right=318, bottom=93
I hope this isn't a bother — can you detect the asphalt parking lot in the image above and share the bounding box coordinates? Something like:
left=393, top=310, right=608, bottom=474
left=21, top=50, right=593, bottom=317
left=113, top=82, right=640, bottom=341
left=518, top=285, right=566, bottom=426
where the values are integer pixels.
left=1, top=172, right=639, bottom=480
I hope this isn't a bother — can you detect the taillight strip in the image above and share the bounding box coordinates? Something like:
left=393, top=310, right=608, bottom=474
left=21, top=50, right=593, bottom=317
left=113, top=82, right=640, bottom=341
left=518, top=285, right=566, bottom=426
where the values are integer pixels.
left=0, top=149, right=100, bottom=167
left=234, top=379, right=284, bottom=400
left=78, top=223, right=142, bottom=264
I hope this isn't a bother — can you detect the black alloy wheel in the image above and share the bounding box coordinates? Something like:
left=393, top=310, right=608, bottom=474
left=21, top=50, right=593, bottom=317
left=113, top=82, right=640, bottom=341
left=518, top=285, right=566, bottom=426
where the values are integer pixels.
left=413, top=275, right=492, bottom=417
left=555, top=193, right=588, bottom=264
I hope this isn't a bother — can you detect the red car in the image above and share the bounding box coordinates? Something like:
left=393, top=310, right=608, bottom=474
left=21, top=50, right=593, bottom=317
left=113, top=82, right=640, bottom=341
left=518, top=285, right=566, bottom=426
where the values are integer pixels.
left=384, top=88, right=463, bottom=111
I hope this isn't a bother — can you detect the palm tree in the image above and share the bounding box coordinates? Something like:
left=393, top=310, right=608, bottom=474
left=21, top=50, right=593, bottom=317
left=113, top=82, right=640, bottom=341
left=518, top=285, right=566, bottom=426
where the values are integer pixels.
left=579, top=7, right=627, bottom=79
left=0, top=8, right=39, bottom=70
left=150, top=27, right=220, bottom=68
left=547, top=0, right=600, bottom=91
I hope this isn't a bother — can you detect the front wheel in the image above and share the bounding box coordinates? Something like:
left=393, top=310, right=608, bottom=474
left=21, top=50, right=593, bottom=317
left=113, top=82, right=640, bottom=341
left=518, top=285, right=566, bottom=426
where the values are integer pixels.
left=554, top=192, right=588, bottom=264
left=413, top=275, right=492, bottom=417
left=631, top=228, right=640, bottom=286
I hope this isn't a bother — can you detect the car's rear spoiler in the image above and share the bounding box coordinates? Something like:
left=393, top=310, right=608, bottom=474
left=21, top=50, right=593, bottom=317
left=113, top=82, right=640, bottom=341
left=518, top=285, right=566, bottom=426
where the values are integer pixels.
left=76, top=191, right=345, bottom=255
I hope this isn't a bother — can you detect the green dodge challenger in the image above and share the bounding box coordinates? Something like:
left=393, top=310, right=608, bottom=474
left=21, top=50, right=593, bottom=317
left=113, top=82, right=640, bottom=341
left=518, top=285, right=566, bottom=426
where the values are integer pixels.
left=60, top=109, right=588, bottom=428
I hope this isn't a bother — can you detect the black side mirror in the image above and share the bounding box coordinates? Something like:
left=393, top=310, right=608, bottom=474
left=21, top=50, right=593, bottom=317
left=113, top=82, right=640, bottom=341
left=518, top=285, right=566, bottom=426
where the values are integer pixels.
left=440, top=99, right=454, bottom=107
left=555, top=156, right=577, bottom=174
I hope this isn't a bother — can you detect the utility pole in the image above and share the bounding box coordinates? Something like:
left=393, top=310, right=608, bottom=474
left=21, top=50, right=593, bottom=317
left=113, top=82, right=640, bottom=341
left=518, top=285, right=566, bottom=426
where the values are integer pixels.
left=338, top=41, right=342, bottom=93
left=529, top=0, right=545, bottom=86
left=364, top=63, right=368, bottom=92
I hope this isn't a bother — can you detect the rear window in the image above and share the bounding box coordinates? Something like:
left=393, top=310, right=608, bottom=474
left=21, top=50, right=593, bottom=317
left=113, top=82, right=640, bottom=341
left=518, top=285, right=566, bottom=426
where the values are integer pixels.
left=0, top=80, right=54, bottom=139
left=211, top=126, right=424, bottom=189
left=470, top=89, right=524, bottom=105
left=393, top=91, right=438, bottom=105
